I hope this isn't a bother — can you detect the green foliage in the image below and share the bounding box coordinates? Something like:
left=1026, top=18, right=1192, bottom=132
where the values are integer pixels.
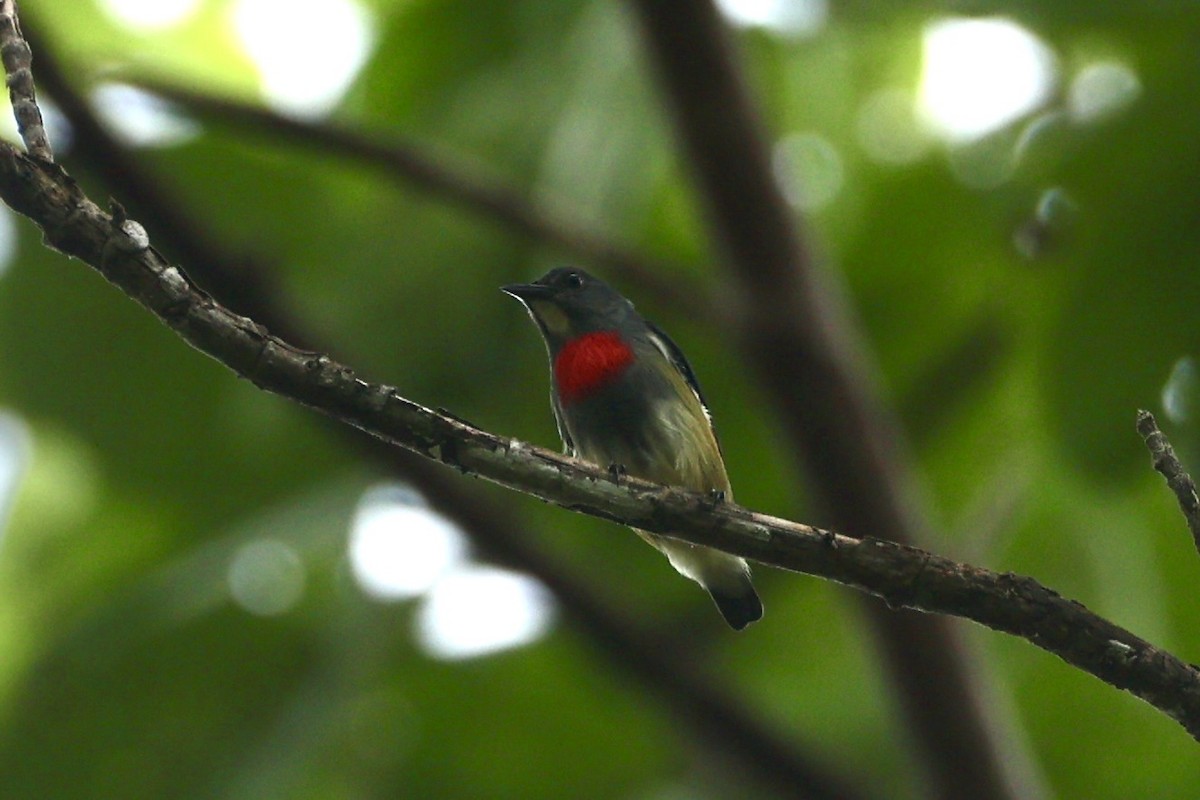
left=1, top=0, right=1199, bottom=797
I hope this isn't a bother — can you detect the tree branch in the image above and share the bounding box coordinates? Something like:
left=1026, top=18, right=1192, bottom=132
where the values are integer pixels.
left=19, top=20, right=862, bottom=799
left=1137, top=410, right=1200, bottom=558
left=0, top=0, right=49, bottom=160
left=123, top=77, right=707, bottom=316
left=625, top=2, right=1030, bottom=797
left=1, top=144, right=1199, bottom=744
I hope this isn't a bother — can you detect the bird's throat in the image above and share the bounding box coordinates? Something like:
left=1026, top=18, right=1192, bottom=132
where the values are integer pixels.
left=554, top=331, right=635, bottom=406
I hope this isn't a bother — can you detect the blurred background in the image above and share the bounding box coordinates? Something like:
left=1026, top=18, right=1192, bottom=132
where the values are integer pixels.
left=0, top=0, right=1198, bottom=797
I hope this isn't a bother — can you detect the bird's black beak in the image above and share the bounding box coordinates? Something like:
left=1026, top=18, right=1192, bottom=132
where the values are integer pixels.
left=501, top=282, right=553, bottom=303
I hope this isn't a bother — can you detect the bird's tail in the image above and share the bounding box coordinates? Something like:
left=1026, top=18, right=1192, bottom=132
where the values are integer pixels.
left=637, top=530, right=763, bottom=629
left=708, top=573, right=763, bottom=631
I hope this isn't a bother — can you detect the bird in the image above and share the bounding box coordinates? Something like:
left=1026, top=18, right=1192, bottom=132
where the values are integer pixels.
left=503, top=267, right=762, bottom=629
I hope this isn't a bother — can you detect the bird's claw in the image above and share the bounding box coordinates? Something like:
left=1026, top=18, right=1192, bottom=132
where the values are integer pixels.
left=607, top=463, right=627, bottom=483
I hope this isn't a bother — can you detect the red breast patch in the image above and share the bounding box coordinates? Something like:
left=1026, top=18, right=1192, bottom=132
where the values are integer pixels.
left=554, top=331, right=635, bottom=405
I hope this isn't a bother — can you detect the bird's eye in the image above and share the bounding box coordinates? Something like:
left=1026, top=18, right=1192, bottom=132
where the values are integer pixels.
left=564, top=271, right=583, bottom=288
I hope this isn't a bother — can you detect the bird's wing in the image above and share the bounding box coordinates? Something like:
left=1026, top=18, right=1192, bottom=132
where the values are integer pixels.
left=645, top=319, right=721, bottom=446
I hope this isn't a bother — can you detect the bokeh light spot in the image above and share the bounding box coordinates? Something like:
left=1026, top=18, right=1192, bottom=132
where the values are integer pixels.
left=98, top=0, right=201, bottom=31
left=714, top=0, right=828, bottom=37
left=349, top=484, right=466, bottom=601
left=416, top=565, right=554, bottom=661
left=918, top=17, right=1056, bottom=143
left=856, top=88, right=930, bottom=166
left=1035, top=186, right=1077, bottom=227
left=231, top=0, right=374, bottom=117
left=1013, top=185, right=1077, bottom=259
left=1163, top=357, right=1199, bottom=425
left=91, top=84, right=199, bottom=148
left=0, top=411, right=31, bottom=550
left=773, top=132, right=844, bottom=211
left=1069, top=60, right=1141, bottom=124
left=228, top=538, right=306, bottom=616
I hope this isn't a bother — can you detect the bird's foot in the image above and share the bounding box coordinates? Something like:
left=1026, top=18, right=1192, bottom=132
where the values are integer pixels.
left=607, top=463, right=627, bottom=484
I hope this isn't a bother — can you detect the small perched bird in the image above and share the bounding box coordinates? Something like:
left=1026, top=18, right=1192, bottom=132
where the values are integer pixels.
left=503, top=267, right=762, bottom=629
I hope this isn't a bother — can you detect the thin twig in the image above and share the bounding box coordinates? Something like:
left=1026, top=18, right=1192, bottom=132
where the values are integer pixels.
left=1137, top=410, right=1200, bottom=557
left=0, top=0, right=49, bottom=160
left=1, top=144, right=1200, bottom=743
left=18, top=21, right=288, bottom=324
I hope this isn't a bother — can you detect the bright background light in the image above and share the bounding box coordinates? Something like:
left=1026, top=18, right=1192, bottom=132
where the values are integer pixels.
left=918, top=17, right=1056, bottom=143
left=714, top=0, right=829, bottom=37
left=1068, top=60, right=1141, bottom=123
left=98, top=0, right=202, bottom=31
left=0, top=412, right=31, bottom=549
left=90, top=83, right=199, bottom=148
left=1163, top=357, right=1199, bottom=425
left=349, top=485, right=466, bottom=601
left=416, top=565, right=555, bottom=661
left=231, top=0, right=374, bottom=117
left=348, top=484, right=555, bottom=659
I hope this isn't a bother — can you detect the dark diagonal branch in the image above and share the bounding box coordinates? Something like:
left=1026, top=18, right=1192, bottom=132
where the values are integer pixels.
left=2, top=144, right=1200, bottom=745
left=0, top=0, right=49, bottom=160
left=1137, top=410, right=1200, bottom=557
left=124, top=77, right=703, bottom=316
left=20, top=25, right=281, bottom=322
left=20, top=22, right=860, bottom=800
left=627, top=2, right=1033, bottom=798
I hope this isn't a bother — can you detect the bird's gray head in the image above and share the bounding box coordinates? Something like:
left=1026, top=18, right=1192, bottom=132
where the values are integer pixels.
left=501, top=267, right=638, bottom=347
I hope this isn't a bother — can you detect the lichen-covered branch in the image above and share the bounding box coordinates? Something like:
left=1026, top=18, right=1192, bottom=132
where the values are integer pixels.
left=1137, top=410, right=1200, bottom=557
left=0, top=144, right=1198, bottom=741
left=0, top=0, right=49, bottom=160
